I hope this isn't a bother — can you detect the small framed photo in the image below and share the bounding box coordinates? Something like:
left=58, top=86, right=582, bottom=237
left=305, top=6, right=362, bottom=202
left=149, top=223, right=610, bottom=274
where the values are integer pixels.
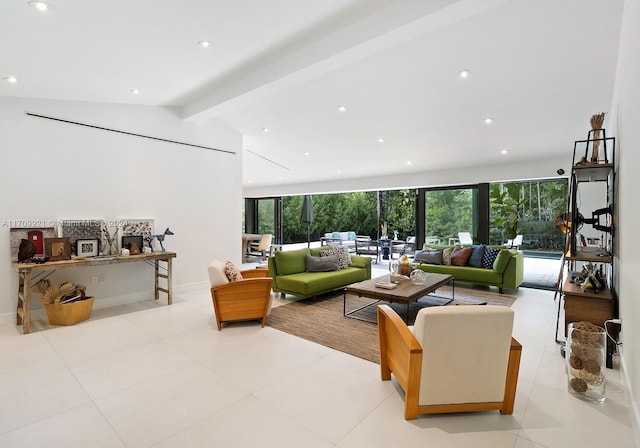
left=76, top=238, right=100, bottom=257
left=121, top=235, right=144, bottom=253
left=44, top=237, right=72, bottom=261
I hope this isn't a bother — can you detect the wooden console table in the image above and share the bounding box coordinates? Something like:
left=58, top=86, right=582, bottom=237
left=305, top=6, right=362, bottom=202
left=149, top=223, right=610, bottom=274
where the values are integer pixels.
left=15, top=252, right=176, bottom=334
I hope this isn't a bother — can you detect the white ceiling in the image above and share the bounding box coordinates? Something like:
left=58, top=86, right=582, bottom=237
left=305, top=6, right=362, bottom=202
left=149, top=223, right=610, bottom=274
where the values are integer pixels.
left=1, top=0, right=624, bottom=188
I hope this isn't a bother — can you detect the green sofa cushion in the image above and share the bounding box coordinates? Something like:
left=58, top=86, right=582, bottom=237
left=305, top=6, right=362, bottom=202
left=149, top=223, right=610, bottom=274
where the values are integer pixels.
left=274, top=248, right=310, bottom=275
left=417, top=264, right=502, bottom=285
left=493, top=249, right=514, bottom=274
left=276, top=267, right=366, bottom=296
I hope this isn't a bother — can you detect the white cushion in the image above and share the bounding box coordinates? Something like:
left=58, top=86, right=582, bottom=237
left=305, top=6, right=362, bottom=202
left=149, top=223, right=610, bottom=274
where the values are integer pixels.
left=412, top=305, right=514, bottom=406
left=208, top=260, right=229, bottom=287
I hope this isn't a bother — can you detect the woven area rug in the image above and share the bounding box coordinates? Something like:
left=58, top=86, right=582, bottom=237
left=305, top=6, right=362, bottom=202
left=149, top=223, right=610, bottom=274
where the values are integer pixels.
left=266, top=285, right=516, bottom=364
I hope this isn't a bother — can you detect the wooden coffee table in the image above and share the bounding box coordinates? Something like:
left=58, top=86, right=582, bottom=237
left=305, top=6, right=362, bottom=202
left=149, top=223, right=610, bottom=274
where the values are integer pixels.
left=344, top=273, right=454, bottom=324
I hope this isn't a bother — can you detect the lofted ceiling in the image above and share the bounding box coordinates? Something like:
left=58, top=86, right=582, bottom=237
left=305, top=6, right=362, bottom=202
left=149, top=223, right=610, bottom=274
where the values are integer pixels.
left=0, top=0, right=624, bottom=188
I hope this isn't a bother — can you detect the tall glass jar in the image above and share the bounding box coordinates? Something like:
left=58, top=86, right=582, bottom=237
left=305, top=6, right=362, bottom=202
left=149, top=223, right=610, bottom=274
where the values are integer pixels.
left=566, top=321, right=606, bottom=403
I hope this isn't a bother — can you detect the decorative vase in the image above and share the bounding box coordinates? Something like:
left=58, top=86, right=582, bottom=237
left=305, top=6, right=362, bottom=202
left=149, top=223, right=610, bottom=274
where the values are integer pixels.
left=566, top=321, right=606, bottom=403
left=399, top=263, right=412, bottom=277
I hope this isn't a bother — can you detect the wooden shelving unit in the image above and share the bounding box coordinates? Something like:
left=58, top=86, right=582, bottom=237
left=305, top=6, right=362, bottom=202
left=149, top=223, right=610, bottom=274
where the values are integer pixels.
left=556, top=128, right=617, bottom=367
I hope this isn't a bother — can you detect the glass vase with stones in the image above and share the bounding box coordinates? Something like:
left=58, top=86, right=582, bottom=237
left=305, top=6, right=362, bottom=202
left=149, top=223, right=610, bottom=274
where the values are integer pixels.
left=566, top=321, right=606, bottom=403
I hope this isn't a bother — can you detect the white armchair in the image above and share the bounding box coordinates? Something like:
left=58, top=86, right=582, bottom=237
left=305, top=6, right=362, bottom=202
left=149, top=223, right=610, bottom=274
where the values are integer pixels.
left=377, top=304, right=521, bottom=420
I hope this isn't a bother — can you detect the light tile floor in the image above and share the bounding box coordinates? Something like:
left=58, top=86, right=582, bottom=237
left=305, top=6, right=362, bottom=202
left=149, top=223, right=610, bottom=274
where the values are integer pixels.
left=0, top=264, right=637, bottom=447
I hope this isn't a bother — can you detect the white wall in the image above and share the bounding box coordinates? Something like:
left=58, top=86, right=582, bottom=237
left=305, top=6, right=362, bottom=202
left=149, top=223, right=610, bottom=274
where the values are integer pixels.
left=0, top=97, right=243, bottom=324
left=610, top=0, right=640, bottom=438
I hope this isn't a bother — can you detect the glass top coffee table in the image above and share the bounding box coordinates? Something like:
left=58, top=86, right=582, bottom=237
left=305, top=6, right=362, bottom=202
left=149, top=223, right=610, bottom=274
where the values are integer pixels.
left=344, top=273, right=454, bottom=324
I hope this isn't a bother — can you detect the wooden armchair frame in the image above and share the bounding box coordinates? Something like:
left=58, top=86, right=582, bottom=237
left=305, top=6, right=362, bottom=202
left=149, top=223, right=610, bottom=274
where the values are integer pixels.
left=377, top=304, right=522, bottom=420
left=210, top=269, right=273, bottom=331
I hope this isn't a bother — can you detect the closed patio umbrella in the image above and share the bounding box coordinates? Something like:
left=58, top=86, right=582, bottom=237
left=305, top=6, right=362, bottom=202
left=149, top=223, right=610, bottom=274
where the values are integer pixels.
left=301, top=195, right=314, bottom=248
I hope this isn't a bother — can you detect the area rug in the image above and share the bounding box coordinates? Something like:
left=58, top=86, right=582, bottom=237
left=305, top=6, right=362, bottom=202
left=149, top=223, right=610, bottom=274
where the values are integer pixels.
left=266, top=286, right=516, bottom=364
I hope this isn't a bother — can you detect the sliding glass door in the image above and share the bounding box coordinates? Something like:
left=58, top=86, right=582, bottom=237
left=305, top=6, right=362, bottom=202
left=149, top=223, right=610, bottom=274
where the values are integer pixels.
left=244, top=197, right=282, bottom=244
left=423, top=187, right=478, bottom=245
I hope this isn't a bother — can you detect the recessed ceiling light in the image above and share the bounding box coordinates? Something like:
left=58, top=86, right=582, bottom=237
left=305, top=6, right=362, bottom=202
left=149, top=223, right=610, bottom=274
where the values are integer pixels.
left=337, top=169, right=341, bottom=174
left=337, top=105, right=347, bottom=112
left=501, top=149, right=508, bottom=155
left=458, top=69, right=471, bottom=79
left=303, top=152, right=310, bottom=156
left=130, top=88, right=139, bottom=94
left=262, top=127, right=269, bottom=133
left=247, top=179, right=252, bottom=184
left=406, top=161, right=412, bottom=165
left=28, top=1, right=51, bottom=11
left=377, top=137, right=385, bottom=143
left=484, top=117, right=493, bottom=124
left=198, top=40, right=211, bottom=48
left=3, top=75, right=17, bottom=84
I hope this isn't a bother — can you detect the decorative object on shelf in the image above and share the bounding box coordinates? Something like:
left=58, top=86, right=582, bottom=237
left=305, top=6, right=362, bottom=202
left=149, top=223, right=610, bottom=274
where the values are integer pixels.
left=58, top=219, right=102, bottom=255
left=119, top=218, right=154, bottom=250
left=9, top=227, right=57, bottom=261
left=589, top=112, right=605, bottom=162
left=101, top=223, right=118, bottom=255
left=566, top=321, right=606, bottom=403
left=121, top=235, right=143, bottom=254
left=18, top=239, right=36, bottom=262
left=148, top=227, right=174, bottom=252
left=75, top=238, right=100, bottom=257
left=120, top=248, right=130, bottom=256
left=44, top=237, right=71, bottom=261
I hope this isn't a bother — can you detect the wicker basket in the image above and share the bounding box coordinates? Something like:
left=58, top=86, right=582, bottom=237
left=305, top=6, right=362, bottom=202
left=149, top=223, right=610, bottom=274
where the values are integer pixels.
left=44, top=297, right=94, bottom=326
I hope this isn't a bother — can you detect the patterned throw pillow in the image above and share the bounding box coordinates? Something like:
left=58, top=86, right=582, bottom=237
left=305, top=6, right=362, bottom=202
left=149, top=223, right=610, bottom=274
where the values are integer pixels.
left=481, top=247, right=501, bottom=269
left=224, top=261, right=243, bottom=281
left=321, top=246, right=351, bottom=269
left=442, top=247, right=453, bottom=265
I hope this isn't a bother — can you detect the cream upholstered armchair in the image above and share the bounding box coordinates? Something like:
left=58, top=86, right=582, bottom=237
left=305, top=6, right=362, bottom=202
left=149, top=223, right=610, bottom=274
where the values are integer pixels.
left=207, top=261, right=273, bottom=331
left=377, top=304, right=521, bottom=420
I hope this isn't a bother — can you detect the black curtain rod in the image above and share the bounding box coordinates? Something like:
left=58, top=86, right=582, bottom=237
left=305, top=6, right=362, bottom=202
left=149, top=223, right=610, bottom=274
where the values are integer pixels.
left=25, top=112, right=235, bottom=155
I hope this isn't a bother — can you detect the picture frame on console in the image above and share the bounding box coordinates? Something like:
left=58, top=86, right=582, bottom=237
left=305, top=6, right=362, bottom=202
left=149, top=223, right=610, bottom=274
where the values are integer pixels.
left=76, top=238, right=100, bottom=257
left=44, top=237, right=72, bottom=261
left=9, top=227, right=57, bottom=261
left=121, top=235, right=144, bottom=254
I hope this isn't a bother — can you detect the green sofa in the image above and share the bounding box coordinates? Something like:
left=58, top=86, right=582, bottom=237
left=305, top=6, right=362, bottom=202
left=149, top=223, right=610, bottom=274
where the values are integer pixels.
left=267, top=247, right=372, bottom=298
left=415, top=246, right=523, bottom=293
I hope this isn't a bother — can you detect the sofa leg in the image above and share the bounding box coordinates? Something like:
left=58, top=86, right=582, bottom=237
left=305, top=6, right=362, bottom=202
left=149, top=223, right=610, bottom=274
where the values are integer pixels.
left=280, top=292, right=285, bottom=299
left=499, top=287, right=504, bottom=294
left=312, top=295, right=318, bottom=302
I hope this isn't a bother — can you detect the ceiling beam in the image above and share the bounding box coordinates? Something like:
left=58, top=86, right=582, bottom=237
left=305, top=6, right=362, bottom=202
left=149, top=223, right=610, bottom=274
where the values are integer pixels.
left=181, top=0, right=508, bottom=120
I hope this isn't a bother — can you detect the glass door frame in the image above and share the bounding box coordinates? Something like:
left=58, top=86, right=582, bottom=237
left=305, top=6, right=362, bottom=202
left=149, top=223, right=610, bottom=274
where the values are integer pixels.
left=244, top=197, right=283, bottom=245
left=415, top=184, right=489, bottom=250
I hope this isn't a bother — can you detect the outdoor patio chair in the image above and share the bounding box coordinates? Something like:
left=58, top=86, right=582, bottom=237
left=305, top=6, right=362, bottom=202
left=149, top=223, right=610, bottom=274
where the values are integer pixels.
left=458, top=231, right=473, bottom=246
left=377, top=304, right=521, bottom=420
left=354, top=236, right=379, bottom=263
left=504, top=234, right=523, bottom=250
left=403, top=236, right=416, bottom=255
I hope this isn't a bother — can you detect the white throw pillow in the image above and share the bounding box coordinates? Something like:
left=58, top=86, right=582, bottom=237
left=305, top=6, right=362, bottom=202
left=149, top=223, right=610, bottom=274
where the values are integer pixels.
left=208, top=260, right=229, bottom=287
